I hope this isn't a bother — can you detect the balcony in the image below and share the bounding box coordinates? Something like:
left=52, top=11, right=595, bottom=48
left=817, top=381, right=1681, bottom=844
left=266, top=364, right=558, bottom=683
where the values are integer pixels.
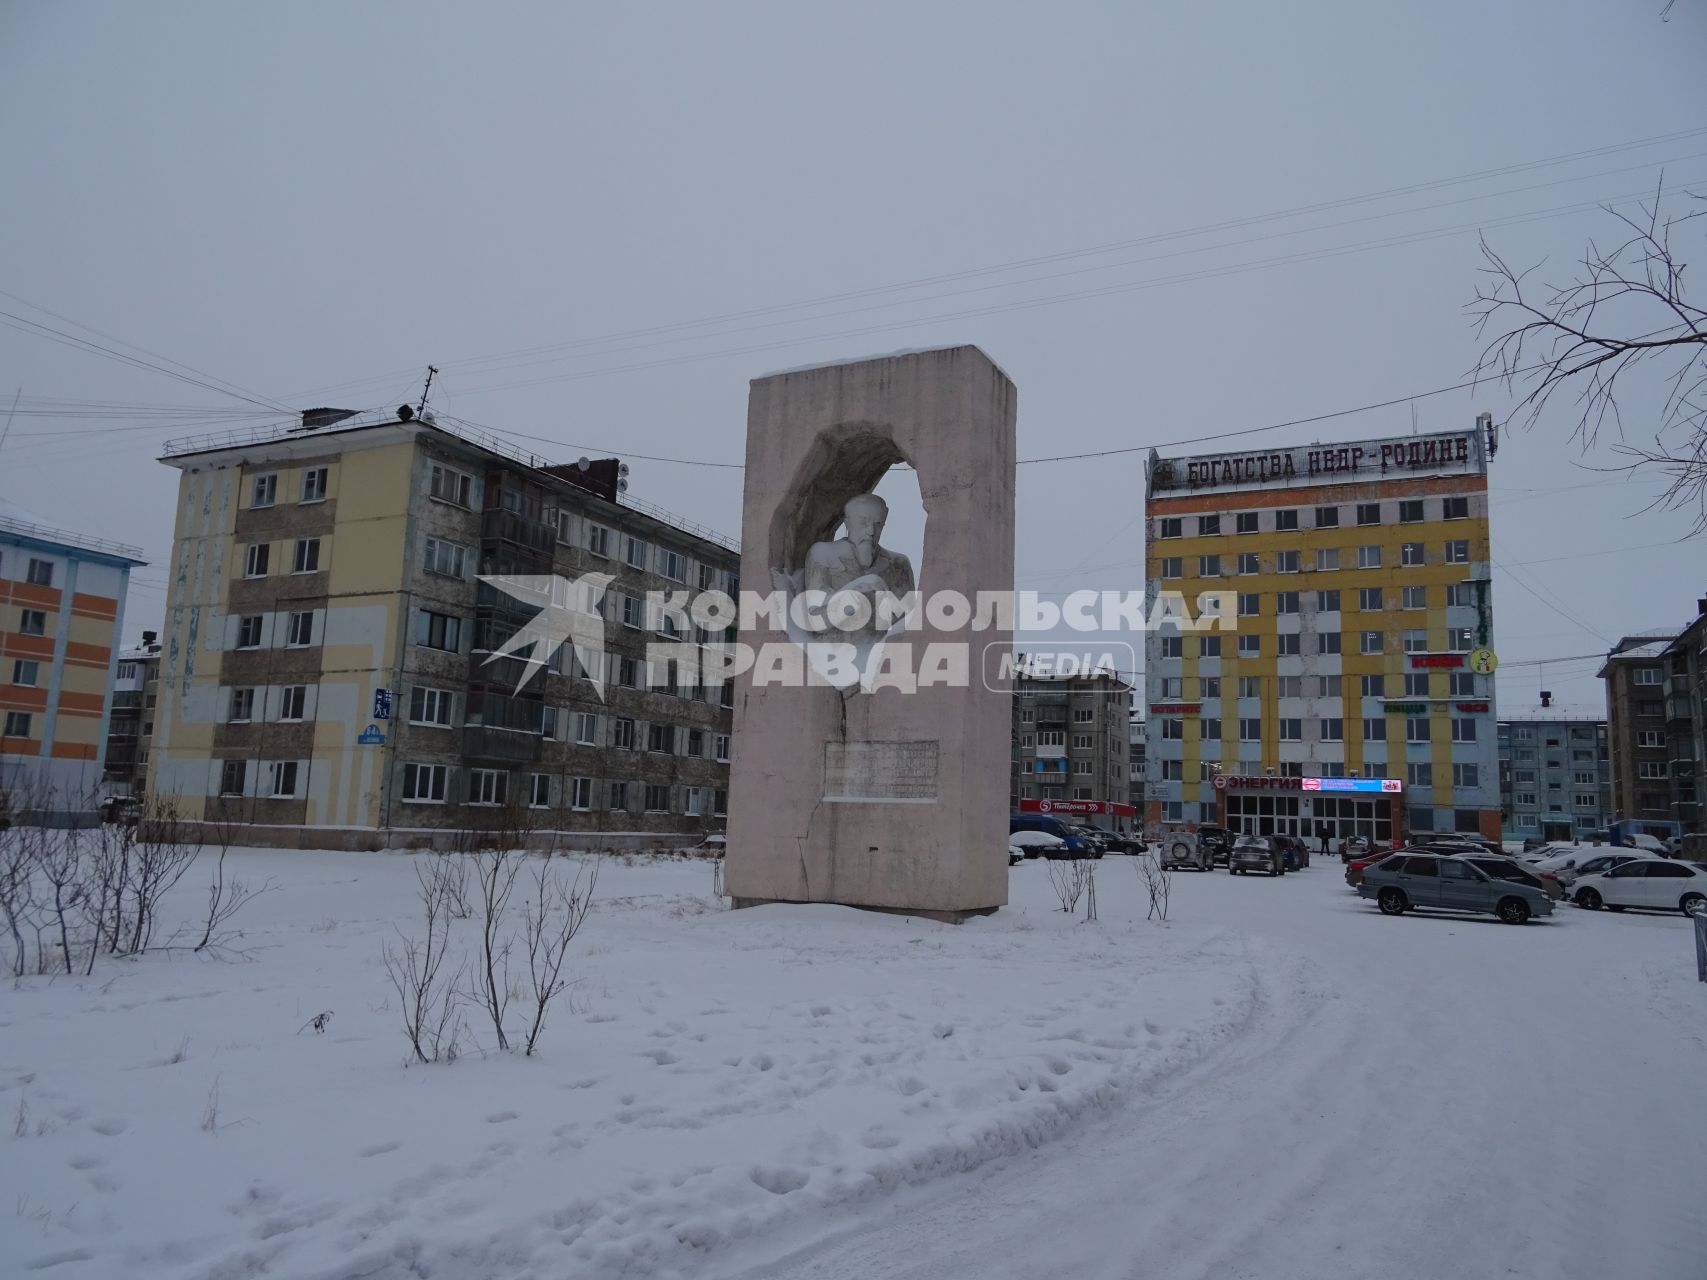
left=481, top=508, right=555, bottom=556
left=461, top=725, right=543, bottom=764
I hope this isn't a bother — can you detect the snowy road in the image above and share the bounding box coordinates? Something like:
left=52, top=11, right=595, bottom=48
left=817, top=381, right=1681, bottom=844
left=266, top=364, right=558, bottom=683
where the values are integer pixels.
left=714, top=862, right=1707, bottom=1280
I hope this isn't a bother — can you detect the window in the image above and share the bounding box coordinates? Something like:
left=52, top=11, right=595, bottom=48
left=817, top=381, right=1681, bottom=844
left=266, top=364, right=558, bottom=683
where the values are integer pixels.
left=1451, top=718, right=1477, bottom=743
left=236, top=615, right=263, bottom=648
left=1199, top=554, right=1221, bottom=577
left=1316, top=547, right=1340, bottom=572
left=1073, top=760, right=1093, bottom=776
left=715, top=733, right=731, bottom=762
left=657, top=548, right=686, bottom=582
left=1158, top=517, right=1182, bottom=538
left=1637, top=729, right=1664, bottom=748
left=403, top=763, right=447, bottom=803
left=1276, top=551, right=1300, bottom=574
left=1318, top=589, right=1340, bottom=612
left=1162, top=719, right=1183, bottom=740
left=1277, top=633, right=1300, bottom=656
left=1445, top=583, right=1475, bottom=607
left=1573, top=771, right=1597, bottom=786
left=286, top=611, right=315, bottom=647
left=1356, top=503, right=1381, bottom=526
left=1447, top=627, right=1473, bottom=652
left=429, top=463, right=472, bottom=506
left=624, top=535, right=648, bottom=569
left=1276, top=591, right=1299, bottom=614
left=1360, top=674, right=1385, bottom=697
left=269, top=761, right=299, bottom=798
left=1239, top=718, right=1261, bottom=741
left=1201, top=718, right=1222, bottom=741
left=1363, top=717, right=1385, bottom=741
left=423, top=537, right=467, bottom=579
left=251, top=474, right=277, bottom=507
left=301, top=467, right=328, bottom=502
left=713, top=788, right=728, bottom=817
left=1236, top=512, right=1258, bottom=534
left=1358, top=545, right=1381, bottom=569
left=1200, top=635, right=1222, bottom=659
left=1238, top=552, right=1260, bottom=575
left=1278, top=675, right=1302, bottom=698
left=684, top=786, right=704, bottom=816
left=1279, top=718, right=1302, bottom=741
left=1159, top=759, right=1183, bottom=781
left=1318, top=631, right=1341, bottom=655
left=1407, top=717, right=1431, bottom=743
left=469, top=768, right=508, bottom=806
left=586, top=523, right=611, bottom=557
left=219, top=760, right=246, bottom=796
left=1398, top=542, right=1424, bottom=568
left=1314, top=506, right=1340, bottom=528
left=608, top=717, right=635, bottom=750
left=1360, top=631, right=1384, bottom=655
left=416, top=611, right=461, bottom=652
left=11, top=659, right=38, bottom=687
left=1196, top=515, right=1220, bottom=536
left=1073, top=706, right=1096, bottom=723
left=1238, top=593, right=1260, bottom=617
left=602, top=780, right=628, bottom=811
left=1238, top=634, right=1261, bottom=657
left=3, top=711, right=32, bottom=738
left=621, top=594, right=645, bottom=629
left=1449, top=672, right=1476, bottom=697
left=1320, top=674, right=1342, bottom=697
left=645, top=784, right=671, bottom=813
left=1157, top=678, right=1182, bottom=699
left=1402, top=585, right=1427, bottom=610
left=292, top=538, right=321, bottom=574
left=1443, top=496, right=1469, bottom=520
left=1201, top=675, right=1221, bottom=698
left=1358, top=587, right=1383, bottom=611
left=527, top=774, right=552, bottom=809
left=410, top=686, right=454, bottom=726
left=648, top=722, right=673, bottom=753
left=1160, top=557, right=1182, bottom=579
left=1638, top=761, right=1667, bottom=779
left=1275, top=509, right=1299, bottom=531
left=1160, top=634, right=1183, bottom=659
left=1445, top=539, right=1470, bottom=564
left=614, top=655, right=638, bottom=689
left=1238, top=676, right=1261, bottom=698
left=1403, top=629, right=1428, bottom=653
left=279, top=685, right=307, bottom=721
left=1408, top=762, right=1432, bottom=787
left=1320, top=718, right=1344, bottom=742
left=557, top=776, right=588, bottom=811
left=243, top=543, right=269, bottom=577
left=1453, top=763, right=1479, bottom=788
left=1399, top=499, right=1424, bottom=523
left=1072, top=733, right=1093, bottom=749
left=1633, top=667, right=1664, bottom=686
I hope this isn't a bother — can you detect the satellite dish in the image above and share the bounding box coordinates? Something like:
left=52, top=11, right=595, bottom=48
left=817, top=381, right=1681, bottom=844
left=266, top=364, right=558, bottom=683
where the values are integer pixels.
left=576, top=456, right=590, bottom=471
left=617, top=462, right=630, bottom=477
left=397, top=404, right=414, bottom=421
left=617, top=478, right=628, bottom=492
left=421, top=410, right=436, bottom=424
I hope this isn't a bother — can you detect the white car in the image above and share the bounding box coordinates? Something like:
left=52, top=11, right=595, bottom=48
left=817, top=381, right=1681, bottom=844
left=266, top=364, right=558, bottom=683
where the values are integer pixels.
left=1571, top=858, right=1707, bottom=916
left=1160, top=833, right=1213, bottom=872
left=1009, top=831, right=1066, bottom=864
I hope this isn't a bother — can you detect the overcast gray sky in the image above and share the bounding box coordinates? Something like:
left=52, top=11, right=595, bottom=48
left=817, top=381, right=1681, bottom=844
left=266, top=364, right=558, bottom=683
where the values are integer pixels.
left=2, top=0, right=1704, bottom=713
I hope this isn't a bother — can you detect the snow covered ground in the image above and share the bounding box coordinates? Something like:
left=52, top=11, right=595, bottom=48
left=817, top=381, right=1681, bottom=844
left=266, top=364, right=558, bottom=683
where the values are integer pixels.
left=3, top=847, right=1704, bottom=1280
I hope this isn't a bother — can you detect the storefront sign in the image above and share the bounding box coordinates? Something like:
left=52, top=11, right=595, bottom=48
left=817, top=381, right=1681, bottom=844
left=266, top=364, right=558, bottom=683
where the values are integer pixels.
left=1150, top=703, right=1201, bottom=715
left=1021, top=799, right=1137, bottom=817
left=1302, top=777, right=1403, bottom=794
left=1409, top=654, right=1465, bottom=669
left=1382, top=702, right=1430, bottom=714
left=1213, top=773, right=1402, bottom=794
left=1454, top=701, right=1490, bottom=712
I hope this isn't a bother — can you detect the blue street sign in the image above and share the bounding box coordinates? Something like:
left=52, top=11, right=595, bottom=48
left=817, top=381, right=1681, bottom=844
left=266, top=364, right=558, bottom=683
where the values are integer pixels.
left=373, top=688, right=393, bottom=720
left=357, top=724, right=385, bottom=745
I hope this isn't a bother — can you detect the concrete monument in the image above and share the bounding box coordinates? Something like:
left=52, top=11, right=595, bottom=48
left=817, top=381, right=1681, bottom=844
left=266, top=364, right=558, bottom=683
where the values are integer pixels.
left=725, top=347, right=1016, bottom=920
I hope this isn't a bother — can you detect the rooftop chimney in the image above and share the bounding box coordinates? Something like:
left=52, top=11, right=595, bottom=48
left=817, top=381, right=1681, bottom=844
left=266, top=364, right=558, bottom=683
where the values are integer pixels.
left=141, top=630, right=157, bottom=648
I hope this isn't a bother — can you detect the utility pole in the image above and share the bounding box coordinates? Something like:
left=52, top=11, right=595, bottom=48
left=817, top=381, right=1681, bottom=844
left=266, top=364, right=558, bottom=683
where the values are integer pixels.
left=417, top=365, right=439, bottom=417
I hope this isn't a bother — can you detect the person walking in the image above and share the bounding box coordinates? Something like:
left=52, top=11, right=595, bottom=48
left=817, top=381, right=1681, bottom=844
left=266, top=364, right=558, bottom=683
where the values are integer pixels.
left=1317, top=823, right=1330, bottom=857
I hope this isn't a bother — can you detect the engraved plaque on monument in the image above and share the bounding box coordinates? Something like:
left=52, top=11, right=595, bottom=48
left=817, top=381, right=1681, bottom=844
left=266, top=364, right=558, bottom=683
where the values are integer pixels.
left=822, top=741, right=939, bottom=803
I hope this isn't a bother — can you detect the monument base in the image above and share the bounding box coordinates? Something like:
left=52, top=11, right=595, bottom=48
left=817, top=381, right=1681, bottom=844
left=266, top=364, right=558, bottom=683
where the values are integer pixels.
left=729, top=897, right=999, bottom=925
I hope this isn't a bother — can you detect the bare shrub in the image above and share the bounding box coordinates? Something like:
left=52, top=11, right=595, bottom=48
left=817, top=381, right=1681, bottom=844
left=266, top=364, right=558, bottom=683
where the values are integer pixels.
left=1136, top=848, right=1174, bottom=923
left=125, top=798, right=201, bottom=955
left=1046, top=856, right=1093, bottom=915
left=520, top=858, right=597, bottom=1056
left=194, top=818, right=273, bottom=954
left=382, top=862, right=466, bottom=1064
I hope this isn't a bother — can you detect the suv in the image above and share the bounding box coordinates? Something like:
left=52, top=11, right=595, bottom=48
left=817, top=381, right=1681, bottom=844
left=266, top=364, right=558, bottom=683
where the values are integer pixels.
left=1229, top=834, right=1284, bottom=877
left=1359, top=851, right=1554, bottom=924
left=1197, top=824, right=1233, bottom=866
left=1161, top=831, right=1213, bottom=872
left=1274, top=833, right=1310, bottom=870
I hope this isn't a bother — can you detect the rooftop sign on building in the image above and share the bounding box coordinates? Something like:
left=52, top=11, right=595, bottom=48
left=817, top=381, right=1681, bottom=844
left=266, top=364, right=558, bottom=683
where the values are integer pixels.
left=1147, top=429, right=1484, bottom=496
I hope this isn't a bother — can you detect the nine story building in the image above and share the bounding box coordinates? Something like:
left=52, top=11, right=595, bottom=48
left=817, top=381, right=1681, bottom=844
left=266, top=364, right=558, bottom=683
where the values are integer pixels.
left=0, top=516, right=146, bottom=816
left=1142, top=421, right=1501, bottom=845
left=1599, top=631, right=1679, bottom=834
left=1496, top=716, right=1611, bottom=841
left=148, top=408, right=738, bottom=848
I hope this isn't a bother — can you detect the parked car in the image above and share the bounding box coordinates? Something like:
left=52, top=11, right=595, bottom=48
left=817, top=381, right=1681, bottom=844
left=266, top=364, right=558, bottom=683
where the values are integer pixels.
left=100, top=796, right=142, bottom=826
left=1161, top=832, right=1213, bottom=872
left=1069, top=825, right=1110, bottom=858
left=1229, top=834, right=1285, bottom=876
left=1340, top=835, right=1371, bottom=864
left=1274, top=833, right=1310, bottom=870
left=1460, top=854, right=1564, bottom=901
left=1571, top=858, right=1707, bottom=916
left=1521, top=835, right=1546, bottom=853
left=1344, top=847, right=1402, bottom=887
left=1009, top=830, right=1069, bottom=861
left=1194, top=824, right=1232, bottom=866
left=1358, top=851, right=1554, bottom=924
left=1009, top=814, right=1094, bottom=858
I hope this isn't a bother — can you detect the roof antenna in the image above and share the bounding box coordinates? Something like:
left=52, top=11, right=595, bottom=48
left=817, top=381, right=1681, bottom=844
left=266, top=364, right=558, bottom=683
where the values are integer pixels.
left=417, top=365, right=439, bottom=417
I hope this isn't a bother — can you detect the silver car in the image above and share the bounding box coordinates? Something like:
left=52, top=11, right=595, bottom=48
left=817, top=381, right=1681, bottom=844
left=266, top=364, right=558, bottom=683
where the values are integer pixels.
left=1357, top=851, right=1554, bottom=925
